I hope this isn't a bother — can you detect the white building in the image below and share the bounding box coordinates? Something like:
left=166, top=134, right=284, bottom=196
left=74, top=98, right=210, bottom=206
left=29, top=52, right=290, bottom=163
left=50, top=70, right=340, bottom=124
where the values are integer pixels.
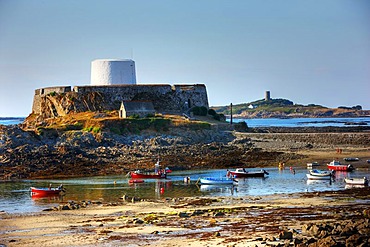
left=91, top=59, right=136, bottom=85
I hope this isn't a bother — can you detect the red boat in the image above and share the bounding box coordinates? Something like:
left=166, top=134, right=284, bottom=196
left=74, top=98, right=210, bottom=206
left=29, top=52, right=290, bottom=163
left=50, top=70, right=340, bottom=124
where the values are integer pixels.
left=30, top=186, right=64, bottom=196
left=227, top=168, right=269, bottom=178
left=130, top=171, right=166, bottom=179
left=130, top=160, right=168, bottom=179
left=327, top=160, right=354, bottom=171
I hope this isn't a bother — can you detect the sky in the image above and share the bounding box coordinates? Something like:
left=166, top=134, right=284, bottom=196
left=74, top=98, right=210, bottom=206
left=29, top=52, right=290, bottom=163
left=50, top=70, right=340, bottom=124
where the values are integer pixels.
left=0, top=0, right=369, bottom=117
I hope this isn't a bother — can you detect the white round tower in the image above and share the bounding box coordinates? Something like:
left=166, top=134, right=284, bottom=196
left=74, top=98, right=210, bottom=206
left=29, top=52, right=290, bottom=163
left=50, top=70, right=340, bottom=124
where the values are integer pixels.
left=91, top=59, right=136, bottom=85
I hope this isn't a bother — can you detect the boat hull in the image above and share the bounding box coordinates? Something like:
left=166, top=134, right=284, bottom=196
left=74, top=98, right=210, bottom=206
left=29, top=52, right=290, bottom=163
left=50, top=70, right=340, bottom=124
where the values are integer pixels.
left=30, top=187, right=62, bottom=196
left=229, top=171, right=265, bottom=178
left=327, top=165, right=353, bottom=171
left=306, top=174, right=332, bottom=180
left=344, top=178, right=368, bottom=185
left=199, top=177, right=236, bottom=185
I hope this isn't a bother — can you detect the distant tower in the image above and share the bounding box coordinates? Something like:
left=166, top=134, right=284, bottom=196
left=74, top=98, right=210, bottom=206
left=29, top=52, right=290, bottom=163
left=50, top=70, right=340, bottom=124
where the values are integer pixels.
left=265, top=91, right=271, bottom=101
left=91, top=59, right=136, bottom=85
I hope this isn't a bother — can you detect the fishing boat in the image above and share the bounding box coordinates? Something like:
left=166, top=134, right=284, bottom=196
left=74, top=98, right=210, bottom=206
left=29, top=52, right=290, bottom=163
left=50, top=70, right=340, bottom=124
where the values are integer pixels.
left=198, top=177, right=237, bottom=185
left=327, top=160, right=354, bottom=171
left=130, top=160, right=167, bottom=179
left=306, top=169, right=333, bottom=180
left=30, top=185, right=64, bottom=196
left=344, top=177, right=368, bottom=186
left=227, top=168, right=268, bottom=178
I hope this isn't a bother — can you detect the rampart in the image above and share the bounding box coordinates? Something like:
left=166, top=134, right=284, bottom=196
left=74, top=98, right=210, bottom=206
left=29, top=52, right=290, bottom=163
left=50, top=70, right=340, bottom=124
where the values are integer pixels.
left=32, top=84, right=209, bottom=117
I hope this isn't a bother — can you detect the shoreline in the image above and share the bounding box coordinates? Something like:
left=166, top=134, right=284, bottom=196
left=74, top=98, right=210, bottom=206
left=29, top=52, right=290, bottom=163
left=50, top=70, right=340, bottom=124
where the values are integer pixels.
left=1, top=188, right=369, bottom=246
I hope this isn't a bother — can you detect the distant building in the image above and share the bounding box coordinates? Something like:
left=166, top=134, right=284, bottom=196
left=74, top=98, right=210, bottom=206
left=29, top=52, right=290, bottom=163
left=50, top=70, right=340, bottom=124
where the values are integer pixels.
left=248, top=104, right=254, bottom=109
left=265, top=91, right=271, bottom=101
left=119, top=101, right=155, bottom=118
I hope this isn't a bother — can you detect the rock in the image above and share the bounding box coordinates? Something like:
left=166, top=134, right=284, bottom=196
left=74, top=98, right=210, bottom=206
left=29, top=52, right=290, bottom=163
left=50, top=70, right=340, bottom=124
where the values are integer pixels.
left=214, top=212, right=225, bottom=217
left=315, top=236, right=338, bottom=247
left=278, top=230, right=293, bottom=240
left=346, top=234, right=366, bottom=247
left=191, top=210, right=205, bottom=216
left=178, top=212, right=189, bottom=218
left=133, top=219, right=144, bottom=224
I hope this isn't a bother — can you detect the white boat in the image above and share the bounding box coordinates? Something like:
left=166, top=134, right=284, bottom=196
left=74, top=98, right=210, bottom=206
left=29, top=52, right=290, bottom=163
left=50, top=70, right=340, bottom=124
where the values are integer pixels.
left=227, top=168, right=268, bottom=178
left=309, top=169, right=332, bottom=176
left=344, top=177, right=368, bottom=186
left=199, top=177, right=237, bottom=185
left=306, top=170, right=332, bottom=180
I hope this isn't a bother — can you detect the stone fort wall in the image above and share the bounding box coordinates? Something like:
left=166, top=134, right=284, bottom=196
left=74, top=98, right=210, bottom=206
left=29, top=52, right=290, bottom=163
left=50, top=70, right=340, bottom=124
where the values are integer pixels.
left=32, top=84, right=209, bottom=116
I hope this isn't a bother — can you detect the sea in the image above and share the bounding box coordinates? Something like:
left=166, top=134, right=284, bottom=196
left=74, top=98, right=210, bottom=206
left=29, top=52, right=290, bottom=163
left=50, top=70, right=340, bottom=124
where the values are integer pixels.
left=1, top=168, right=369, bottom=214
left=1, top=116, right=370, bottom=127
left=1, top=116, right=369, bottom=214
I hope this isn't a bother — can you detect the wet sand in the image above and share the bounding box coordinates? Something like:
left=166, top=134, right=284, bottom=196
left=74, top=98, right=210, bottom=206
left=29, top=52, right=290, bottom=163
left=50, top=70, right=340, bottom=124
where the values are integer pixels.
left=1, top=188, right=369, bottom=247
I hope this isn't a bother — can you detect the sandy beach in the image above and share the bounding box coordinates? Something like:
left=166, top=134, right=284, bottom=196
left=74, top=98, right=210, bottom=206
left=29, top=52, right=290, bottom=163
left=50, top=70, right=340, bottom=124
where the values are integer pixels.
left=1, top=187, right=369, bottom=247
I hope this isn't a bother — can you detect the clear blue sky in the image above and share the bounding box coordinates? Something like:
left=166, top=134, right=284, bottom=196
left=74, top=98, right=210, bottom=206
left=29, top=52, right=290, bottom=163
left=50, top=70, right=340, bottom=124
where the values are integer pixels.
left=0, top=0, right=369, bottom=117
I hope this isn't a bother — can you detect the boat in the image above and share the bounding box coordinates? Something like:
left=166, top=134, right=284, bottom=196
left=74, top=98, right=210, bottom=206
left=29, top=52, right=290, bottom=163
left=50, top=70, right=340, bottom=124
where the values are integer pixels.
left=306, top=173, right=332, bottom=180
left=130, top=160, right=167, bottom=179
left=198, top=177, right=237, bottom=185
left=343, top=157, right=359, bottom=162
left=306, top=169, right=333, bottom=180
left=30, top=185, right=64, bottom=196
left=227, top=168, right=268, bottom=178
left=130, top=170, right=166, bottom=179
left=307, top=162, right=320, bottom=168
left=344, top=177, right=368, bottom=186
left=327, top=160, right=354, bottom=171
left=310, top=169, right=333, bottom=177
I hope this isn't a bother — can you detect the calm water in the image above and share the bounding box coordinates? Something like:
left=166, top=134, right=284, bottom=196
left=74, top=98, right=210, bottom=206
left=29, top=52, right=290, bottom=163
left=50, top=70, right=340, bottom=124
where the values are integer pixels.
left=0, top=117, right=25, bottom=125
left=230, top=117, right=370, bottom=127
left=1, top=117, right=370, bottom=128
left=1, top=167, right=369, bottom=214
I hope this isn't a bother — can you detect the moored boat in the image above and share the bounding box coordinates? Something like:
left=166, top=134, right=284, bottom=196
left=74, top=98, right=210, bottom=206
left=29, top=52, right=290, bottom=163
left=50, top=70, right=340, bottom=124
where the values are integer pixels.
left=227, top=168, right=268, bottom=178
left=30, top=185, right=64, bottom=196
left=327, top=160, right=354, bottom=171
left=199, top=177, right=237, bottom=185
left=306, top=169, right=333, bottom=180
left=309, top=169, right=333, bottom=177
left=343, top=157, right=359, bottom=162
left=130, top=160, right=167, bottom=179
left=130, top=171, right=166, bottom=179
left=344, top=177, right=368, bottom=186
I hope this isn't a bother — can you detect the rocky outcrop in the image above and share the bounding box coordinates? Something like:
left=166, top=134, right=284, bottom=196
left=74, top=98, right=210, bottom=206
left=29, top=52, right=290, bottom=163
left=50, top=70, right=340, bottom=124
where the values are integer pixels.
left=1, top=124, right=266, bottom=179
left=1, top=122, right=369, bottom=180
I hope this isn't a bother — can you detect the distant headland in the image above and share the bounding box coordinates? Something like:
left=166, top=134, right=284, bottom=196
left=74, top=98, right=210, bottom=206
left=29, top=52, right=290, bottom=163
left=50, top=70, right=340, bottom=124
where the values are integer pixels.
left=213, top=91, right=370, bottom=119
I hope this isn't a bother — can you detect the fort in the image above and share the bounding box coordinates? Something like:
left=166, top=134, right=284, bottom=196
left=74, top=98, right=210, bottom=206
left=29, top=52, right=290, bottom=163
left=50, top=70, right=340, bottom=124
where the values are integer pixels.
left=31, top=59, right=209, bottom=118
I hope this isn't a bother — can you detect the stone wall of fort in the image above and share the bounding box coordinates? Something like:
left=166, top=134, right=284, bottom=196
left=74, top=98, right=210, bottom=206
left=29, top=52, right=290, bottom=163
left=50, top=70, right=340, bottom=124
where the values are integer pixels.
left=31, top=84, right=209, bottom=117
